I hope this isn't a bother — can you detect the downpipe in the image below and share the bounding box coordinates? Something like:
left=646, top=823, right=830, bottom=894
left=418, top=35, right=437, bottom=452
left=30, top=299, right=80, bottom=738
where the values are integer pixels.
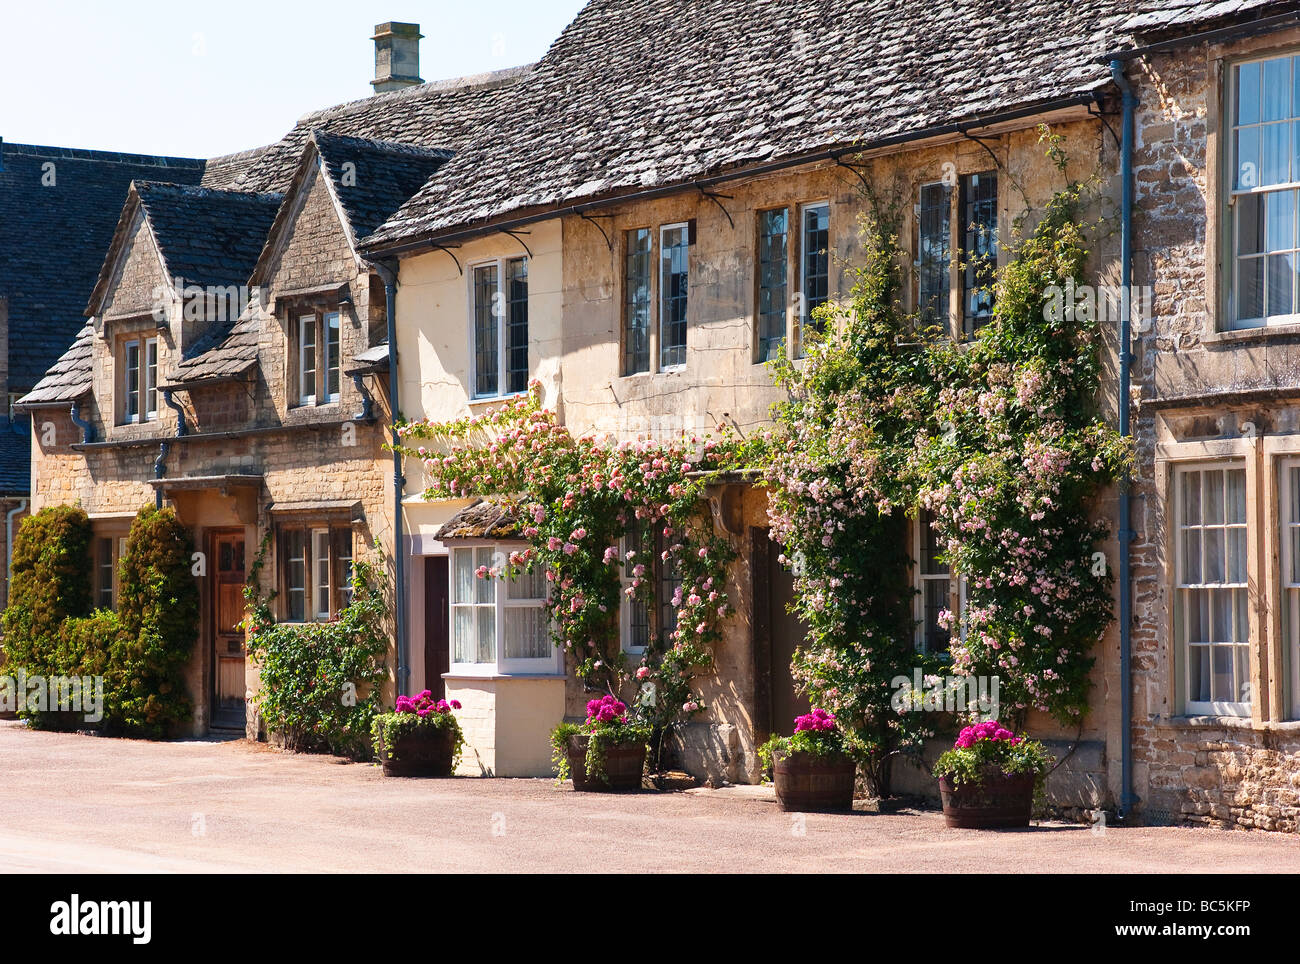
left=369, top=259, right=408, bottom=693
left=1110, top=59, right=1139, bottom=820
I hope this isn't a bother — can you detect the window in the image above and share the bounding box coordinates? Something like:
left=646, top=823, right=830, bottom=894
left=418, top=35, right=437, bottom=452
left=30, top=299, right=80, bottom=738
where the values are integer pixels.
left=1176, top=465, right=1251, bottom=716
left=449, top=546, right=557, bottom=673
left=960, top=172, right=998, bottom=337
left=93, top=535, right=126, bottom=610
left=914, top=510, right=951, bottom=653
left=293, top=311, right=341, bottom=406
left=660, top=224, right=689, bottom=369
left=917, top=182, right=952, bottom=328
left=1228, top=54, right=1300, bottom=329
left=471, top=258, right=529, bottom=399
left=658, top=541, right=682, bottom=646
left=1282, top=461, right=1300, bottom=718
left=279, top=524, right=354, bottom=622
left=121, top=336, right=159, bottom=424
left=756, top=208, right=789, bottom=362
left=620, top=529, right=651, bottom=654
left=624, top=228, right=652, bottom=375
left=799, top=202, right=830, bottom=350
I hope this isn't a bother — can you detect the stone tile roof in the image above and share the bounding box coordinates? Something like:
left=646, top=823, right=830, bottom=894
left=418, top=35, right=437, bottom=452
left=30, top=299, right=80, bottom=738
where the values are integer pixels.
left=313, top=133, right=452, bottom=241
left=436, top=499, right=520, bottom=540
left=121, top=182, right=283, bottom=295
left=16, top=321, right=94, bottom=407
left=227, top=66, right=532, bottom=196
left=1122, top=0, right=1295, bottom=36
left=200, top=146, right=272, bottom=189
left=0, top=141, right=206, bottom=391
left=360, top=0, right=1148, bottom=250
left=345, top=341, right=390, bottom=375
left=169, top=310, right=262, bottom=385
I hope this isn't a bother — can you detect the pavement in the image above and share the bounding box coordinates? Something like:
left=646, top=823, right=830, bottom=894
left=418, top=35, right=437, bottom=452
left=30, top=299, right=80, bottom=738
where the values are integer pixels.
left=2, top=719, right=1300, bottom=873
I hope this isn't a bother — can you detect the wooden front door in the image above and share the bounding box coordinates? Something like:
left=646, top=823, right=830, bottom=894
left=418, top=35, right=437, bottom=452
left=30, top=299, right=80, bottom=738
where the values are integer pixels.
left=423, top=556, right=450, bottom=700
left=211, top=531, right=247, bottom=729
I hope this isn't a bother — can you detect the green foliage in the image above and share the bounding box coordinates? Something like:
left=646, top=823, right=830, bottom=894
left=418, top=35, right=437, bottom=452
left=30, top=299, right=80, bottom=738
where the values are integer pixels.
left=2, top=505, right=93, bottom=665
left=933, top=735, right=1053, bottom=788
left=761, top=136, right=1130, bottom=795
left=757, top=727, right=851, bottom=779
left=244, top=549, right=389, bottom=759
left=2, top=504, right=199, bottom=736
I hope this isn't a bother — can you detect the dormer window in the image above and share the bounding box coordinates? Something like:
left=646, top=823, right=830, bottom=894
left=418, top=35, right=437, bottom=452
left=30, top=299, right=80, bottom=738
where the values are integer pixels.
left=293, top=310, right=341, bottom=406
left=121, top=335, right=159, bottom=424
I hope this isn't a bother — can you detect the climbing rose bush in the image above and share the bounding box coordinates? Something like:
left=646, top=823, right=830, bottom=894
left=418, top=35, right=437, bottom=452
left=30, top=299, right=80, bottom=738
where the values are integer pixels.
left=392, top=384, right=742, bottom=751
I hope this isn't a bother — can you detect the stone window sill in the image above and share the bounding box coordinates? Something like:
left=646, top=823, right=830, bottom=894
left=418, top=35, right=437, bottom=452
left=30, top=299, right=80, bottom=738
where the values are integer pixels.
left=1155, top=714, right=1300, bottom=732
left=1200, top=322, right=1300, bottom=346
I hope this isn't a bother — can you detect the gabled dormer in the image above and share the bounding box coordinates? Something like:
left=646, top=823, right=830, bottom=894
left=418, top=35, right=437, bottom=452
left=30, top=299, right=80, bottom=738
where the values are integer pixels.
left=81, top=182, right=281, bottom=437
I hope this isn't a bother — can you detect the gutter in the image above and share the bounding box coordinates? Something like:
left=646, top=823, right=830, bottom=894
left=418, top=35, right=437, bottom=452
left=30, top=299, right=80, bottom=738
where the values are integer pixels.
left=1110, top=59, right=1139, bottom=821
left=367, top=258, right=409, bottom=695
left=359, top=92, right=1104, bottom=259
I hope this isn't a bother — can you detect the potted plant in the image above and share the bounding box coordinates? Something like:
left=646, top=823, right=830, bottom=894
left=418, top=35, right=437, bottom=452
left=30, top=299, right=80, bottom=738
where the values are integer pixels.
left=551, top=694, right=651, bottom=791
left=759, top=708, right=857, bottom=812
left=933, top=720, right=1052, bottom=828
left=371, top=690, right=465, bottom=777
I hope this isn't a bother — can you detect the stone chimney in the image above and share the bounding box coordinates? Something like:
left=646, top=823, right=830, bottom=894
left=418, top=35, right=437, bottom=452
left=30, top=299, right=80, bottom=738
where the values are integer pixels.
left=371, top=22, right=424, bottom=92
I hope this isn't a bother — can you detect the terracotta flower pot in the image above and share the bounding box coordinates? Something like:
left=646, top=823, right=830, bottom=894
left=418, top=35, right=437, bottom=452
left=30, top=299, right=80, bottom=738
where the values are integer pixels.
left=378, top=726, right=456, bottom=777
left=567, top=733, right=646, bottom=792
left=938, top=771, right=1035, bottom=828
left=773, top=749, right=856, bottom=812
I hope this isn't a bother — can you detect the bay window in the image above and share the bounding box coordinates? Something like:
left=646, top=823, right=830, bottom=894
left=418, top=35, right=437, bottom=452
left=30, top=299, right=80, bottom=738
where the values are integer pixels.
left=1228, top=53, right=1300, bottom=329
left=450, top=545, right=557, bottom=674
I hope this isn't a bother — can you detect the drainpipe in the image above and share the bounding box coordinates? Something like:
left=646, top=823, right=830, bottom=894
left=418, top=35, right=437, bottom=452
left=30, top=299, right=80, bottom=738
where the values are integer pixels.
left=369, top=259, right=408, bottom=693
left=154, top=389, right=188, bottom=510
left=1110, top=59, right=1139, bottom=819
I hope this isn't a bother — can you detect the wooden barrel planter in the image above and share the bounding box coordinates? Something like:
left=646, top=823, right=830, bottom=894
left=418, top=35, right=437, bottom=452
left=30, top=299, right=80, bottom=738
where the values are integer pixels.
left=773, top=750, right=856, bottom=812
left=938, top=772, right=1035, bottom=828
left=567, top=734, right=646, bottom=792
left=378, top=727, right=457, bottom=778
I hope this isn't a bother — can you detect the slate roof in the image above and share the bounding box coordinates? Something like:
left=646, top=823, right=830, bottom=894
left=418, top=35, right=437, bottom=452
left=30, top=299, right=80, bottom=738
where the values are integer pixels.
left=169, top=311, right=262, bottom=385
left=0, top=418, right=32, bottom=495
left=360, top=0, right=1156, bottom=250
left=345, top=342, right=390, bottom=375
left=0, top=141, right=206, bottom=391
left=436, top=499, right=520, bottom=540
left=17, top=321, right=94, bottom=407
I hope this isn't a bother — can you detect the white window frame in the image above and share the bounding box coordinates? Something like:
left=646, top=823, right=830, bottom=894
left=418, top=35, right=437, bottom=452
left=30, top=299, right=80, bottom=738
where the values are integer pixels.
left=449, top=543, right=560, bottom=676
left=123, top=339, right=141, bottom=423
left=797, top=200, right=831, bottom=355
left=312, top=528, right=331, bottom=621
left=468, top=257, right=529, bottom=401
left=658, top=223, right=689, bottom=371
left=121, top=336, right=159, bottom=424
left=324, top=311, right=341, bottom=403
left=297, top=313, right=317, bottom=406
left=1280, top=457, right=1300, bottom=719
left=144, top=338, right=159, bottom=420
left=913, top=510, right=955, bottom=654
left=1226, top=51, right=1300, bottom=330
left=1174, top=462, right=1252, bottom=717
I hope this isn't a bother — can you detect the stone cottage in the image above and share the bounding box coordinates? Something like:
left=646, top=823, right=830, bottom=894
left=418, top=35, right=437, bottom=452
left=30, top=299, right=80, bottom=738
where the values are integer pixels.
left=17, top=30, right=529, bottom=736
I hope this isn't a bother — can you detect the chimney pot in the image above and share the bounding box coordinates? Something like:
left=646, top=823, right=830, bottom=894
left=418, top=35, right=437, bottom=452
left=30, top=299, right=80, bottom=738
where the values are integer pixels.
left=371, top=21, right=423, bottom=93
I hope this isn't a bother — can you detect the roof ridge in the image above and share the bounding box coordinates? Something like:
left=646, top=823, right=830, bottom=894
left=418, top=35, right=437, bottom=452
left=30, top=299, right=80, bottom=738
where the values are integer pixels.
left=0, top=141, right=205, bottom=167
left=310, top=130, right=456, bottom=158
left=132, top=180, right=285, bottom=204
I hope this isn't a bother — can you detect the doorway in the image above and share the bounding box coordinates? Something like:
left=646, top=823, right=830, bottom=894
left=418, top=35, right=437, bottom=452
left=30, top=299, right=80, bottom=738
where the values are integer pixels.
left=423, top=556, right=449, bottom=699
left=210, top=530, right=247, bottom=730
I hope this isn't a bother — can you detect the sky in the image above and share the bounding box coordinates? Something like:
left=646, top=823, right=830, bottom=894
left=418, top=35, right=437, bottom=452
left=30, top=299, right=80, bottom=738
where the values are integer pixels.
left=0, top=0, right=588, bottom=158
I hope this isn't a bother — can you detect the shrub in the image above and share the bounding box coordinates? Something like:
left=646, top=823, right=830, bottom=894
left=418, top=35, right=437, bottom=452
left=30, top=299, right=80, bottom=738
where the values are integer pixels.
left=1, top=504, right=199, bottom=736
left=245, top=554, right=389, bottom=759
left=2, top=505, right=93, bottom=670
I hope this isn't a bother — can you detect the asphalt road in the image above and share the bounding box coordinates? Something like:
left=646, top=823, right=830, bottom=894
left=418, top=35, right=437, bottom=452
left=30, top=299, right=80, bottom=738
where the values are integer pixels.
left=2, top=720, right=1298, bottom=873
